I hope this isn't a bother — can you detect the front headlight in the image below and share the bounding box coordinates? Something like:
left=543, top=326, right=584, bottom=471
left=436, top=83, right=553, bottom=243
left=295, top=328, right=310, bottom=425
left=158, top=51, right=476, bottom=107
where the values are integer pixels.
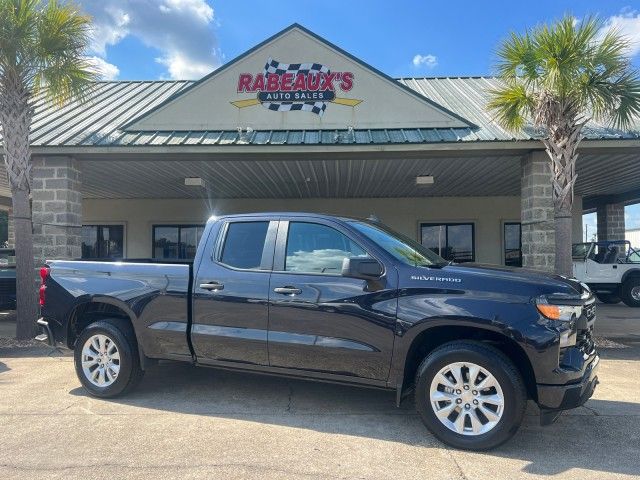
left=536, top=296, right=581, bottom=348
left=536, top=297, right=583, bottom=322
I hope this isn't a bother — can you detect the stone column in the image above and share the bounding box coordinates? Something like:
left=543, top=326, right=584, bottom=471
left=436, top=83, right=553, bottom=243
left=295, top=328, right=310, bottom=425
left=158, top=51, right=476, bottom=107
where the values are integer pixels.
left=596, top=203, right=625, bottom=241
left=521, top=151, right=555, bottom=271
left=31, top=156, right=82, bottom=263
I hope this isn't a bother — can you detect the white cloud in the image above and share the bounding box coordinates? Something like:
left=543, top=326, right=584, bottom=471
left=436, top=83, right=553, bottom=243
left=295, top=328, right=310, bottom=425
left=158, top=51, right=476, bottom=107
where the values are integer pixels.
left=600, top=8, right=640, bottom=58
left=412, top=53, right=438, bottom=69
left=80, top=0, right=219, bottom=80
left=86, top=56, right=120, bottom=80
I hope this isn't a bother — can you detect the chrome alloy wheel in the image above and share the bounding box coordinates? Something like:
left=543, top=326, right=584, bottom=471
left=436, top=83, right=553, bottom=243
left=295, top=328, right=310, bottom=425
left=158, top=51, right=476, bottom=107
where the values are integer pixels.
left=429, top=362, right=505, bottom=436
left=81, top=334, right=120, bottom=387
left=631, top=286, right=640, bottom=301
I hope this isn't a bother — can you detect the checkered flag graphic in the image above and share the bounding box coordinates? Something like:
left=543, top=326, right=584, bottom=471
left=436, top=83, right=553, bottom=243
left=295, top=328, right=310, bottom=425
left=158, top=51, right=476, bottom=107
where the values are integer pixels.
left=261, top=58, right=330, bottom=116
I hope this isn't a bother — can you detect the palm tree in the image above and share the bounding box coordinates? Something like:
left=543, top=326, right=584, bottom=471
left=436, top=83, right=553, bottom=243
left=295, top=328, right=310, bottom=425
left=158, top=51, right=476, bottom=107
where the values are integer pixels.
left=488, top=16, right=640, bottom=276
left=0, top=0, right=97, bottom=339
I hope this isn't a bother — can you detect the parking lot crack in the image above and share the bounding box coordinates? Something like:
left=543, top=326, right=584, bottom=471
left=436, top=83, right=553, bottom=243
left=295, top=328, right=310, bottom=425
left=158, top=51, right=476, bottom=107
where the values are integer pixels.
left=445, top=448, right=468, bottom=480
left=582, top=404, right=600, bottom=416
left=286, top=383, right=293, bottom=413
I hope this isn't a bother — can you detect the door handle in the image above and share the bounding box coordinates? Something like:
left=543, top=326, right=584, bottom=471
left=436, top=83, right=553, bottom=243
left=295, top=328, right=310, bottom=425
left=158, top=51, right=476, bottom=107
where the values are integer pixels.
left=200, top=281, right=224, bottom=291
left=274, top=286, right=302, bottom=295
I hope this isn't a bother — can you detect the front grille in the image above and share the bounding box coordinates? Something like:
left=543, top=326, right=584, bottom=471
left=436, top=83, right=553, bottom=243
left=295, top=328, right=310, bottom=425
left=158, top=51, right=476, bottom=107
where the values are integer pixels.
left=576, top=326, right=596, bottom=356
left=584, top=302, right=596, bottom=322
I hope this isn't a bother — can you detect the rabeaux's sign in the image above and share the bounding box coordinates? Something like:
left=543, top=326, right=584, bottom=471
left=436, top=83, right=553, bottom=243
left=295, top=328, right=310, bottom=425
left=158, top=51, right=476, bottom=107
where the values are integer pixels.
left=232, top=57, right=362, bottom=116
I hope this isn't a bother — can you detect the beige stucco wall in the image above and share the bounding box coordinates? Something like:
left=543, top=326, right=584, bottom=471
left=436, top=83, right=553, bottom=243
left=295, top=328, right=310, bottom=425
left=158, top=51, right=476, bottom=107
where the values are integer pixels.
left=83, top=195, right=583, bottom=264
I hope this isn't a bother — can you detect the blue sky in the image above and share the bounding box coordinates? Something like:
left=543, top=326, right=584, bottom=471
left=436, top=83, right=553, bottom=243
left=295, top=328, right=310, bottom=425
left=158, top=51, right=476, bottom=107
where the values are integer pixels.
left=82, top=1, right=640, bottom=80
left=79, top=0, right=640, bottom=236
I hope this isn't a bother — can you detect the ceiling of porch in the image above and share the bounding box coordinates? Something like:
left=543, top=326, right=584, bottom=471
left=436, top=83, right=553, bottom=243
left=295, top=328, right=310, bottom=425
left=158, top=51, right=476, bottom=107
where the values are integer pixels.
left=75, top=151, right=640, bottom=202
left=80, top=154, right=522, bottom=199
left=0, top=150, right=636, bottom=206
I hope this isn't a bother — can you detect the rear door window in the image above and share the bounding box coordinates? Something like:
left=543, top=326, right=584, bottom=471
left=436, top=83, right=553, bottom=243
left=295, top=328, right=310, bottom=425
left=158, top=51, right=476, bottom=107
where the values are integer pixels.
left=219, top=221, right=270, bottom=269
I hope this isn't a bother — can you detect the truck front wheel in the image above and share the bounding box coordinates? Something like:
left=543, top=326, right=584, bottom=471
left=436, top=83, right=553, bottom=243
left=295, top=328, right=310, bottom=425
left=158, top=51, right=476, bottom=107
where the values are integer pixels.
left=414, top=341, right=526, bottom=450
left=73, top=319, right=144, bottom=397
left=621, top=277, right=640, bottom=307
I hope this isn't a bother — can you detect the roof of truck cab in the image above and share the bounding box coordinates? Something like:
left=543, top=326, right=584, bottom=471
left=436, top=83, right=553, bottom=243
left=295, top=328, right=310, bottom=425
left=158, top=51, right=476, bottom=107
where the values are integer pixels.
left=211, top=212, right=365, bottom=221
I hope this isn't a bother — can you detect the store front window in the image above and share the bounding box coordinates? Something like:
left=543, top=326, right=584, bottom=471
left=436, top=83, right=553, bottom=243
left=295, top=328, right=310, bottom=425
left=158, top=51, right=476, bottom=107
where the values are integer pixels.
left=420, top=223, right=475, bottom=263
left=504, top=222, right=522, bottom=267
left=153, top=225, right=205, bottom=260
left=82, top=225, right=124, bottom=259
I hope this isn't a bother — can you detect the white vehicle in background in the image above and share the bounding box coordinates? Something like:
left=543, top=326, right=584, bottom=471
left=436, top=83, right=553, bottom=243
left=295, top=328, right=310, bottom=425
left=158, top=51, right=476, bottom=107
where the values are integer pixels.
left=572, top=240, right=640, bottom=307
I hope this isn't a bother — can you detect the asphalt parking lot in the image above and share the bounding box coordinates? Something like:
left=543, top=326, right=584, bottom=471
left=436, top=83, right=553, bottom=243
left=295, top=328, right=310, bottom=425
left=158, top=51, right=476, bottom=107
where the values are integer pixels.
left=1, top=305, right=639, bottom=480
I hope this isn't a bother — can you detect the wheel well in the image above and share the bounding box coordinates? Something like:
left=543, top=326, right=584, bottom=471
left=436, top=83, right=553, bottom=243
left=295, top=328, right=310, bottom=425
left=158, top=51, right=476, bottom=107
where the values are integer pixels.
left=67, top=302, right=133, bottom=349
left=402, top=326, right=538, bottom=401
left=622, top=270, right=640, bottom=284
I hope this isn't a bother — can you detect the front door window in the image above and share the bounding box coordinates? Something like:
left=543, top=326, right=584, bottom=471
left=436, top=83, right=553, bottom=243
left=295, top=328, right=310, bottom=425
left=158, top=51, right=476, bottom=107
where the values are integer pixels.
left=285, top=222, right=369, bottom=274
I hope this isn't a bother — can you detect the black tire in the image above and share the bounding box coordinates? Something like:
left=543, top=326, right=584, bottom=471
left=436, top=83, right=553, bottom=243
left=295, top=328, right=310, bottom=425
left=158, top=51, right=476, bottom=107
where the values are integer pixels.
left=73, top=319, right=144, bottom=398
left=596, top=292, right=621, bottom=304
left=621, top=277, right=640, bottom=307
left=414, top=341, right=527, bottom=451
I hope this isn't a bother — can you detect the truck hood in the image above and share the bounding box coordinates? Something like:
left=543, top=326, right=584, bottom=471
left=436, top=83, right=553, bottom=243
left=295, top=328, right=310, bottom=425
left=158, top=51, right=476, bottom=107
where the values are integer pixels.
left=428, top=262, right=584, bottom=297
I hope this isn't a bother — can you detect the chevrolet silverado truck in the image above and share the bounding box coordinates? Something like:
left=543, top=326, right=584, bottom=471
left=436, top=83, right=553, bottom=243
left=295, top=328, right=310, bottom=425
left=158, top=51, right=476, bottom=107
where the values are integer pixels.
left=37, top=213, right=599, bottom=450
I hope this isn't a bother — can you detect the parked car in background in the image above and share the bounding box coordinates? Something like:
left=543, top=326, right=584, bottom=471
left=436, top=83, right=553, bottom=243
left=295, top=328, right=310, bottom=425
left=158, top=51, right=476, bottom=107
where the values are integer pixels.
left=37, top=213, right=598, bottom=450
left=0, top=248, right=16, bottom=310
left=572, top=240, right=640, bottom=307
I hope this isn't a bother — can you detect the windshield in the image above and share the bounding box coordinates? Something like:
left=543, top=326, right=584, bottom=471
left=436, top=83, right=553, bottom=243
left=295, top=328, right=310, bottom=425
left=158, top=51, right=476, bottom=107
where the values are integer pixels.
left=347, top=220, right=448, bottom=267
left=572, top=243, right=591, bottom=260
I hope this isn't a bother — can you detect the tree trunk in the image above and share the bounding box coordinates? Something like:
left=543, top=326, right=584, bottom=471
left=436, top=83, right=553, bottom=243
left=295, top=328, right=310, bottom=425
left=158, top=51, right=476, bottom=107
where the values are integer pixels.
left=0, top=74, right=39, bottom=339
left=12, top=188, right=39, bottom=339
left=554, top=210, right=573, bottom=277
left=540, top=108, right=583, bottom=278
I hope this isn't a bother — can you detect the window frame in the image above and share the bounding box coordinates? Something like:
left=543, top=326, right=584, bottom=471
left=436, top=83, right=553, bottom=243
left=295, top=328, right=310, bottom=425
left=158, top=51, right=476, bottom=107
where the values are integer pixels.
left=272, top=219, right=376, bottom=277
left=81, top=223, right=126, bottom=259
left=419, top=221, right=476, bottom=263
left=502, top=221, right=523, bottom=267
left=213, top=219, right=278, bottom=272
left=151, top=224, right=205, bottom=261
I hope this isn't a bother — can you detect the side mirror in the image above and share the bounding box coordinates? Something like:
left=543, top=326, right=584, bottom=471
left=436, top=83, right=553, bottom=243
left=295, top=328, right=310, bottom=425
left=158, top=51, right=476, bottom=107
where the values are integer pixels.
left=342, top=257, right=383, bottom=280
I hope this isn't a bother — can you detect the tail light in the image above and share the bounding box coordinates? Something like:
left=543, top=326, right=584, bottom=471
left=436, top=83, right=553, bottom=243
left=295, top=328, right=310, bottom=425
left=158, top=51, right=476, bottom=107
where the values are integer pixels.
left=39, top=266, right=50, bottom=307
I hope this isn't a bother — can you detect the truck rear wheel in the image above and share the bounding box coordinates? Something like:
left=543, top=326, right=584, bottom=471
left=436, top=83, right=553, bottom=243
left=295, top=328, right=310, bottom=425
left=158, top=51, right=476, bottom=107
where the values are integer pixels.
left=414, top=341, right=526, bottom=450
left=621, top=277, right=640, bottom=307
left=73, top=319, right=144, bottom=397
left=596, top=292, right=621, bottom=304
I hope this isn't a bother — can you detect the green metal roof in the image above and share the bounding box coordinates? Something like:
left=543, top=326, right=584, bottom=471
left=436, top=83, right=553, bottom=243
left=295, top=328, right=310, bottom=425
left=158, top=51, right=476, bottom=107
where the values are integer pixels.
left=9, top=77, right=640, bottom=148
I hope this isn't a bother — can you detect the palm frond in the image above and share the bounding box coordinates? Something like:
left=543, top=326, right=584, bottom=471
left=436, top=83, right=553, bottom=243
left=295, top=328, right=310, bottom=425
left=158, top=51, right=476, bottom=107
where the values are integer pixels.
left=487, top=81, right=535, bottom=131
left=32, top=0, right=98, bottom=103
left=490, top=14, right=640, bottom=134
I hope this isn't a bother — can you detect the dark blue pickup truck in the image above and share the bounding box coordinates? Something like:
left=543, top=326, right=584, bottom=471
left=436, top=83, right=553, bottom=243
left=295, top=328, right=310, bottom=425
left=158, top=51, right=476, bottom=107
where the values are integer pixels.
left=37, top=213, right=599, bottom=450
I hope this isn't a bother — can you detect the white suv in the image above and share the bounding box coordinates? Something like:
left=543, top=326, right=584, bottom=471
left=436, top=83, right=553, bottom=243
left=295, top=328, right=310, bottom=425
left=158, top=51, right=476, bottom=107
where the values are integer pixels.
left=572, top=240, right=640, bottom=307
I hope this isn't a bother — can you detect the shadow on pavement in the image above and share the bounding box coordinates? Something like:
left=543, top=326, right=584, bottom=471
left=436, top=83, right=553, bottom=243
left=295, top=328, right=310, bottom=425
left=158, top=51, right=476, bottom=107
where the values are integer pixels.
left=68, top=356, right=640, bottom=477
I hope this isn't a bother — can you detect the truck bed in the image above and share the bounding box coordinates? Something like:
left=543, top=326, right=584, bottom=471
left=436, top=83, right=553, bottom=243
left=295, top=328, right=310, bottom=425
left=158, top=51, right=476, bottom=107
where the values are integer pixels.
left=45, top=259, right=193, bottom=360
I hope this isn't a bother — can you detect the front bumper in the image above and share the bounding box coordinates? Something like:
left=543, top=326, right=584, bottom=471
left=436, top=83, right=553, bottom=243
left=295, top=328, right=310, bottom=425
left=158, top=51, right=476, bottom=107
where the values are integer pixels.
left=536, top=353, right=600, bottom=411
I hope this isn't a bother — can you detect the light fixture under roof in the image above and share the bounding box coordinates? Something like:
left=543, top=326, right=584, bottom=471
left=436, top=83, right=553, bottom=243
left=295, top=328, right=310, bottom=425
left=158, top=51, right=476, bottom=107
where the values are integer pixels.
left=185, top=177, right=205, bottom=187
left=416, top=175, right=434, bottom=185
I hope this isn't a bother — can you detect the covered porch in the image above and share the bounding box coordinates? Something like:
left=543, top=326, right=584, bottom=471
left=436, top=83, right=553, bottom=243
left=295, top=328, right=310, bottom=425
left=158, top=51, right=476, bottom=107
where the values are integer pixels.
left=10, top=138, right=638, bottom=270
